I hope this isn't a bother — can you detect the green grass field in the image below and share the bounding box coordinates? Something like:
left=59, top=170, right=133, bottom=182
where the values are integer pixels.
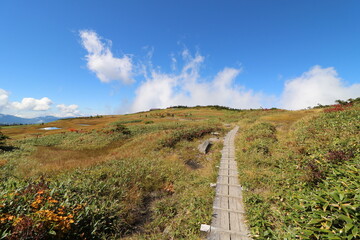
left=1, top=103, right=359, bottom=239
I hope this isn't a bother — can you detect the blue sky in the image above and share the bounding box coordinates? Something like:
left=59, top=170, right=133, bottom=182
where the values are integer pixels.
left=0, top=0, right=359, bottom=117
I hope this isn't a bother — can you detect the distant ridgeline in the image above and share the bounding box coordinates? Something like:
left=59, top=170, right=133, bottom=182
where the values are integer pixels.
left=0, top=114, right=60, bottom=125
left=169, top=99, right=360, bottom=111
left=168, top=105, right=260, bottom=111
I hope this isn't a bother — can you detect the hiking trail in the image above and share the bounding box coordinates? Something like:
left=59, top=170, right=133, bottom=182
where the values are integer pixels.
left=207, top=126, right=252, bottom=240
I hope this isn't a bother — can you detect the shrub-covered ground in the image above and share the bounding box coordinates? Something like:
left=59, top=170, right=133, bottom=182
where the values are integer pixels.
left=236, top=102, right=359, bottom=239
left=1, top=102, right=359, bottom=239
left=0, top=108, right=229, bottom=239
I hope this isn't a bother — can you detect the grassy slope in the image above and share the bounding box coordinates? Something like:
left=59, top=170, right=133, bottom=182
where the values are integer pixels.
left=236, top=105, right=359, bottom=239
left=1, top=105, right=359, bottom=239
left=0, top=107, right=232, bottom=239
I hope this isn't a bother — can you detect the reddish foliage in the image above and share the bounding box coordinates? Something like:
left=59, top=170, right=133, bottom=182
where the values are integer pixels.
left=323, top=103, right=352, bottom=113
left=9, top=217, right=46, bottom=240
left=21, top=177, right=49, bottom=195
left=325, top=150, right=354, bottom=164
left=68, top=128, right=78, bottom=133
left=246, top=136, right=254, bottom=141
left=303, top=160, right=325, bottom=184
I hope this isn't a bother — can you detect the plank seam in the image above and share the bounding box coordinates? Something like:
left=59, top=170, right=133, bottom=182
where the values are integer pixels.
left=213, top=207, right=245, bottom=214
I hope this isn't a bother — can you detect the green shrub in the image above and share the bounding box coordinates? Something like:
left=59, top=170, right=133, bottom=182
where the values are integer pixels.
left=0, top=130, right=9, bottom=146
left=112, top=119, right=142, bottom=125
left=159, top=126, right=220, bottom=148
left=113, top=123, right=131, bottom=135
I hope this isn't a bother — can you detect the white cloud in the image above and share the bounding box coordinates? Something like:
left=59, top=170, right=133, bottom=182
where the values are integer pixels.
left=0, top=89, right=83, bottom=118
left=281, top=65, right=360, bottom=109
left=79, top=30, right=134, bottom=84
left=131, top=51, right=265, bottom=112
left=11, top=97, right=53, bottom=111
left=56, top=104, right=81, bottom=117
left=0, top=88, right=9, bottom=109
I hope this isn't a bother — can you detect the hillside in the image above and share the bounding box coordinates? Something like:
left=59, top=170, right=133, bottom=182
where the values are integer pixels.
left=0, top=103, right=359, bottom=239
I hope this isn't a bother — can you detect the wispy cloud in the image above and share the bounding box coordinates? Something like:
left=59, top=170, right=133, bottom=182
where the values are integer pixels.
left=56, top=104, right=81, bottom=117
left=79, top=30, right=134, bottom=84
left=131, top=50, right=266, bottom=112
left=76, top=31, right=360, bottom=113
left=0, top=88, right=9, bottom=109
left=281, top=65, right=360, bottom=109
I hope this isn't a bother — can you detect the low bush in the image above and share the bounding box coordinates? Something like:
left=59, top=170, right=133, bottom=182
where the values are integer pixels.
left=0, top=130, right=9, bottom=146
left=159, top=126, right=220, bottom=148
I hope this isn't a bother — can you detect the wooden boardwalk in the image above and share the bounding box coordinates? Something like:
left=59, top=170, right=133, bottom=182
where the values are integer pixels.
left=208, top=126, right=251, bottom=240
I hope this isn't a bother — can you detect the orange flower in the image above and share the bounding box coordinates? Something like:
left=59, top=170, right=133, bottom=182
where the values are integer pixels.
left=13, top=217, right=23, bottom=226
left=46, top=196, right=59, bottom=204
left=31, top=195, right=43, bottom=209
left=0, top=214, right=16, bottom=223
left=163, top=183, right=175, bottom=193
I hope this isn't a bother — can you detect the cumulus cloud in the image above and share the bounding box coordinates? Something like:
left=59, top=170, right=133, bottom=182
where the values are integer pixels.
left=131, top=51, right=265, bottom=112
left=281, top=65, right=360, bottom=109
left=11, top=97, right=53, bottom=111
left=0, top=89, right=83, bottom=118
left=56, top=104, right=81, bottom=117
left=79, top=30, right=134, bottom=84
left=0, top=88, right=9, bottom=109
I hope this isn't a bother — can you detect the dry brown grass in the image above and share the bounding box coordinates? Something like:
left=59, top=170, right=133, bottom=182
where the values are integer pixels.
left=259, top=109, right=319, bottom=133
left=4, top=107, right=317, bottom=178
left=260, top=109, right=320, bottom=123
left=4, top=108, right=228, bottom=178
left=15, top=140, right=125, bottom=177
left=2, top=115, right=116, bottom=140
left=15, top=123, right=216, bottom=177
left=2, top=108, right=219, bottom=140
left=0, top=158, right=7, bottom=167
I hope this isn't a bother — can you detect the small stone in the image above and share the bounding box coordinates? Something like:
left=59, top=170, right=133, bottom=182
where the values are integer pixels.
left=163, top=226, right=171, bottom=234
left=209, top=137, right=220, bottom=143
left=200, top=224, right=211, bottom=232
left=198, top=140, right=211, bottom=154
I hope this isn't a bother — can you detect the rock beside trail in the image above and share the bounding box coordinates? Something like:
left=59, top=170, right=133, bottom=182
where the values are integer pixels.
left=209, top=137, right=221, bottom=143
left=198, top=140, right=211, bottom=154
